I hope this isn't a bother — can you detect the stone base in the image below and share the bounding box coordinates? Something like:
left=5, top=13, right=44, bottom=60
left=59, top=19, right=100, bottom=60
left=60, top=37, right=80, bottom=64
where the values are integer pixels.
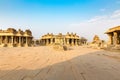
left=0, top=44, right=14, bottom=47
left=9, top=44, right=14, bottom=47
left=18, top=44, right=22, bottom=47
left=0, top=44, right=6, bottom=47
left=24, top=45, right=28, bottom=47
left=53, top=44, right=68, bottom=51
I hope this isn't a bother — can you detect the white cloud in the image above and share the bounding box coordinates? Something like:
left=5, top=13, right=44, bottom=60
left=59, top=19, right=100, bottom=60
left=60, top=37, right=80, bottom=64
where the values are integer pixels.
left=69, top=9, right=120, bottom=41
left=87, top=16, right=107, bottom=23
left=111, top=10, right=120, bottom=18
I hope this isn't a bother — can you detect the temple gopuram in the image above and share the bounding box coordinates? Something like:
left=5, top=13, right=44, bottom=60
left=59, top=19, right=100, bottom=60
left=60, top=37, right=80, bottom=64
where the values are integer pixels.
left=105, top=26, right=120, bottom=45
left=89, top=35, right=106, bottom=49
left=0, top=28, right=33, bottom=47
left=92, top=35, right=101, bottom=44
left=40, top=32, right=81, bottom=46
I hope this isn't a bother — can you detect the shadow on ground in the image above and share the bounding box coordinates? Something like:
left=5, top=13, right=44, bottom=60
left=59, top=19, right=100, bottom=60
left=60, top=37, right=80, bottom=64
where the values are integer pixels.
left=0, top=50, right=120, bottom=80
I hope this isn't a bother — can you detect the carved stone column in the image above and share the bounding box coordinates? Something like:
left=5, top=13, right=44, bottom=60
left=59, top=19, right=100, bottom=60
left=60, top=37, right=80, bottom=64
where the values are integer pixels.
left=46, top=39, right=49, bottom=45
left=10, top=36, right=14, bottom=47
left=25, top=37, right=28, bottom=47
left=1, top=36, right=3, bottom=44
left=75, top=39, right=78, bottom=46
left=5, top=36, right=8, bottom=46
left=113, top=32, right=118, bottom=45
left=51, top=38, right=53, bottom=44
left=28, top=37, right=31, bottom=46
left=107, top=34, right=113, bottom=45
left=63, top=38, right=66, bottom=45
left=21, top=37, right=23, bottom=45
left=14, top=36, right=16, bottom=44
left=29, top=37, right=31, bottom=46
left=67, top=38, right=69, bottom=45
left=71, top=39, right=74, bottom=46
left=18, top=36, right=21, bottom=47
left=118, top=33, right=120, bottom=44
left=0, top=36, right=2, bottom=44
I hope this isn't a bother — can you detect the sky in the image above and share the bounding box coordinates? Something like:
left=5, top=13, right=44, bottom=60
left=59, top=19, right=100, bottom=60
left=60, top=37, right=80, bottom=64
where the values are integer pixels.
left=0, top=0, right=120, bottom=41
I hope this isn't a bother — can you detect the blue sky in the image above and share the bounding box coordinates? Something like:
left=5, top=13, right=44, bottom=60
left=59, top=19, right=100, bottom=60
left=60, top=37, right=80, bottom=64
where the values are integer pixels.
left=0, top=0, right=120, bottom=41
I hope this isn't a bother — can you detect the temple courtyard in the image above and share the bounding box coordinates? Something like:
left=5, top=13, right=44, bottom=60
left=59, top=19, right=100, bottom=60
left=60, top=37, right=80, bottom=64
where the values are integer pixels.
left=0, top=46, right=120, bottom=80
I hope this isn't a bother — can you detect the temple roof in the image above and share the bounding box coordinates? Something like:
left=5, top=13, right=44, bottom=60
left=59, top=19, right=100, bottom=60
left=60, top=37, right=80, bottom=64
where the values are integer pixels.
left=105, top=26, right=120, bottom=34
left=41, top=33, right=80, bottom=39
left=0, top=28, right=32, bottom=37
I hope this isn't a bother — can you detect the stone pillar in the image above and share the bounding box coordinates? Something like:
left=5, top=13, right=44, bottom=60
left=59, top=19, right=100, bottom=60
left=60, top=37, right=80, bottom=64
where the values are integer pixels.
left=63, top=38, right=66, bottom=45
left=11, top=36, right=13, bottom=44
left=60, top=38, right=63, bottom=45
left=28, top=37, right=31, bottom=46
left=71, top=39, right=74, bottom=46
left=1, top=36, right=3, bottom=44
left=113, top=32, right=118, bottom=45
left=14, top=36, right=16, bottom=44
left=118, top=33, right=120, bottom=44
left=51, top=38, right=53, bottom=44
left=28, top=37, right=30, bottom=46
left=67, top=38, right=69, bottom=45
left=25, top=37, right=28, bottom=47
left=75, top=39, right=78, bottom=46
left=10, top=36, right=14, bottom=47
left=18, top=36, right=21, bottom=47
left=0, top=36, right=2, bottom=44
left=46, top=39, right=49, bottom=45
left=21, top=37, right=23, bottom=44
left=107, top=34, right=113, bottom=45
left=5, top=36, right=8, bottom=45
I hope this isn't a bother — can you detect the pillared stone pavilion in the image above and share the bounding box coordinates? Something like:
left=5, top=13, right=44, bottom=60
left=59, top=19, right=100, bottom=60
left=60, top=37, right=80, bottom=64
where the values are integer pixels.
left=0, top=28, right=33, bottom=47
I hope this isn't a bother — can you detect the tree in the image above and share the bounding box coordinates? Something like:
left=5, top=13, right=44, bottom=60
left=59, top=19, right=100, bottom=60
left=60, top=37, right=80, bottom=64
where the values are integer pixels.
left=80, top=37, right=87, bottom=45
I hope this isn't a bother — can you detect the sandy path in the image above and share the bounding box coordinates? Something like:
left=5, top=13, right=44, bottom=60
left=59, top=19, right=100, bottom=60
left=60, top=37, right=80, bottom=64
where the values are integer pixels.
left=0, top=46, right=120, bottom=80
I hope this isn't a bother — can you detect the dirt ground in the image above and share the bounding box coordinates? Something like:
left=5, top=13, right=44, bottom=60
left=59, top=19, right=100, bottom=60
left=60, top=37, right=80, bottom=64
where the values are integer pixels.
left=0, top=46, right=120, bottom=80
